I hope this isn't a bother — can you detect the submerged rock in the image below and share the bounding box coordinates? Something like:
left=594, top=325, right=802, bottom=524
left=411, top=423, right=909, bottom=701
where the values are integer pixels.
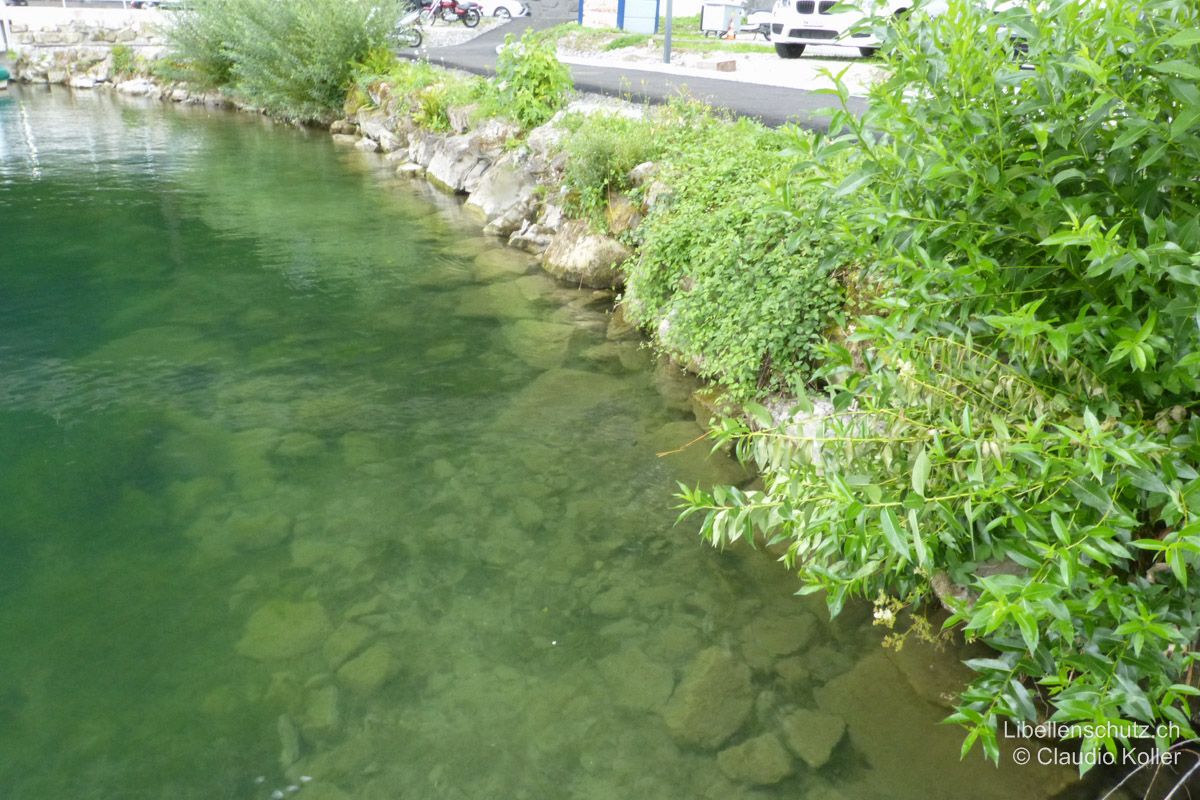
left=472, top=248, right=535, bottom=282
left=598, top=647, right=675, bottom=712
left=322, top=622, right=373, bottom=670
left=642, top=421, right=752, bottom=488
left=739, top=613, right=817, bottom=670
left=662, top=648, right=753, bottom=749
left=503, top=319, right=576, bottom=370
left=301, top=685, right=341, bottom=739
left=237, top=601, right=332, bottom=661
left=717, top=733, right=793, bottom=786
left=779, top=708, right=845, bottom=769
left=227, top=509, right=292, bottom=551
left=815, top=652, right=1075, bottom=799
left=336, top=643, right=399, bottom=693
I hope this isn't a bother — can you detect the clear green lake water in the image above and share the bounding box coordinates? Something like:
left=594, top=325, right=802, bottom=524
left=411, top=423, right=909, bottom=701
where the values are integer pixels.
left=0, top=86, right=1102, bottom=800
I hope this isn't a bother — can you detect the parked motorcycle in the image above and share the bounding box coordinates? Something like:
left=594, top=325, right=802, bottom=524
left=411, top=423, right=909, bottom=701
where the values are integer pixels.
left=392, top=8, right=424, bottom=48
left=420, top=0, right=482, bottom=28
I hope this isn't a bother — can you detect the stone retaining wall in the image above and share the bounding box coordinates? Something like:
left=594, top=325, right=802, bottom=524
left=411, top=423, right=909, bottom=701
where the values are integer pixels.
left=3, top=8, right=167, bottom=86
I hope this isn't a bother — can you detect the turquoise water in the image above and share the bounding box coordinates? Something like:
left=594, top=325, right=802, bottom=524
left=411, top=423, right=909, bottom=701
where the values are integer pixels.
left=0, top=86, right=1093, bottom=800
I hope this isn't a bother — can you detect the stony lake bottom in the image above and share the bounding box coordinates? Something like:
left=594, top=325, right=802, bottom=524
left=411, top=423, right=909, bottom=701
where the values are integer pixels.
left=0, top=86, right=1113, bottom=800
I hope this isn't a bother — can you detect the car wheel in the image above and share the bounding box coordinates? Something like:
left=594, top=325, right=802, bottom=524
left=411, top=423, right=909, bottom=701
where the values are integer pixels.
left=859, top=47, right=878, bottom=57
left=774, top=43, right=805, bottom=58
left=494, top=6, right=511, bottom=17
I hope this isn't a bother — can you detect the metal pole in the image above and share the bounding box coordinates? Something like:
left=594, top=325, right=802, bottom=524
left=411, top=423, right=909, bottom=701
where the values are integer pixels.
left=662, top=0, right=672, bottom=63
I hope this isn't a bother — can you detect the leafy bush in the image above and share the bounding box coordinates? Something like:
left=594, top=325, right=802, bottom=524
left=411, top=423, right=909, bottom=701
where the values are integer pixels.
left=490, top=29, right=572, bottom=129
left=163, top=0, right=237, bottom=89
left=167, top=0, right=401, bottom=121
left=683, top=0, right=1200, bottom=769
left=110, top=44, right=137, bottom=78
left=621, top=108, right=842, bottom=397
left=560, top=112, right=663, bottom=222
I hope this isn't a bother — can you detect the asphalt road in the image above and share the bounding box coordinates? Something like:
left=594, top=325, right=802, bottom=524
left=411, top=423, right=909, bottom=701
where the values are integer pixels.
left=406, top=16, right=865, bottom=130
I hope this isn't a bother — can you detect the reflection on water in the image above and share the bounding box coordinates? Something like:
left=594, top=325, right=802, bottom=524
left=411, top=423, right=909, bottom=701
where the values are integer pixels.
left=0, top=86, right=1094, bottom=800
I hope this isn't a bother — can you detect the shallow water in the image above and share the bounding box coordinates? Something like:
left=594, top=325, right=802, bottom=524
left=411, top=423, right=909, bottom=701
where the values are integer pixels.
left=0, top=86, right=1094, bottom=800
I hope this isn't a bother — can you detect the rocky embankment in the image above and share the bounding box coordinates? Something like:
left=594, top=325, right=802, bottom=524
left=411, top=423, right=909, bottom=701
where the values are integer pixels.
left=6, top=12, right=166, bottom=88
left=332, top=90, right=652, bottom=294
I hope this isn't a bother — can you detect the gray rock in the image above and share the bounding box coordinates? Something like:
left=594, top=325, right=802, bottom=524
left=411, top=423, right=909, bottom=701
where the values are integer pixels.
left=330, top=134, right=359, bottom=146
left=662, top=648, right=754, bottom=749
left=115, top=78, right=155, bottom=96
left=541, top=220, right=631, bottom=290
left=237, top=601, right=332, bottom=661
left=447, top=103, right=477, bottom=133
left=779, top=708, right=845, bottom=769
left=464, top=155, right=538, bottom=233
left=605, top=193, right=642, bottom=235
left=717, top=734, right=793, bottom=785
left=355, top=108, right=402, bottom=152
left=508, top=222, right=554, bottom=255
left=68, top=75, right=96, bottom=89
left=406, top=130, right=440, bottom=167
left=629, top=160, right=659, bottom=186
left=426, top=133, right=489, bottom=194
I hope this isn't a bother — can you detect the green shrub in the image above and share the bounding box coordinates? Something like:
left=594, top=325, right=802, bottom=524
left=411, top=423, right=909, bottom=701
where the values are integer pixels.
left=110, top=44, right=136, bottom=77
left=167, top=0, right=401, bottom=122
left=489, top=29, right=572, bottom=129
left=627, top=114, right=841, bottom=396
left=561, top=113, right=662, bottom=222
left=163, top=0, right=237, bottom=88
left=683, top=0, right=1200, bottom=769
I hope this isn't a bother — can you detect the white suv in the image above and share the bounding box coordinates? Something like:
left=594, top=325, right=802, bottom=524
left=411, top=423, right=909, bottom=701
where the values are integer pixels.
left=769, top=0, right=930, bottom=58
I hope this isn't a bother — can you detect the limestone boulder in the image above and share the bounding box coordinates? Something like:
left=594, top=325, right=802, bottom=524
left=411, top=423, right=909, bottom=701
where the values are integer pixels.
left=355, top=108, right=403, bottom=152
left=779, top=708, right=845, bottom=769
left=541, top=220, right=631, bottom=290
left=739, top=613, right=817, bottom=671
left=508, top=222, right=554, bottom=255
left=237, top=600, right=332, bottom=661
left=115, top=78, right=156, bottom=96
left=598, top=647, right=676, bottom=712
left=426, top=134, right=490, bottom=194
left=336, top=643, right=399, bottom=693
left=503, top=319, right=576, bottom=370
left=605, top=192, right=642, bottom=235
left=662, top=648, right=754, bottom=749
left=464, top=155, right=539, bottom=234
left=717, top=734, right=793, bottom=785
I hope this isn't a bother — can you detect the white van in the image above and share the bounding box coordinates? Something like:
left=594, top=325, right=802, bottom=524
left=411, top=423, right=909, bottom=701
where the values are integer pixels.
left=769, top=0, right=942, bottom=58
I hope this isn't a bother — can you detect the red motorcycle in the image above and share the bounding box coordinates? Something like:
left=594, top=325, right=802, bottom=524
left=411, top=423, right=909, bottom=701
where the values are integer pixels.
left=420, top=0, right=482, bottom=27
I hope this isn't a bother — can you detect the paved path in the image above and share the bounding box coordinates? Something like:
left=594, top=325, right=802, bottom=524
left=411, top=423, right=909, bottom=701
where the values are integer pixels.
left=405, top=16, right=865, bottom=130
